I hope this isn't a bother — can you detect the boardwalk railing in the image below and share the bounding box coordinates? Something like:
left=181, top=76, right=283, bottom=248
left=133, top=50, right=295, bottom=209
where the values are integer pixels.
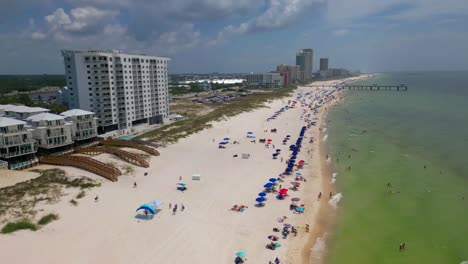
left=76, top=146, right=149, bottom=168
left=40, top=155, right=121, bottom=181
left=99, top=139, right=160, bottom=156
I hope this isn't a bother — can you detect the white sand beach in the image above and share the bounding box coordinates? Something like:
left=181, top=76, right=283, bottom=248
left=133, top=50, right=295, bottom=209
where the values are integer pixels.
left=0, top=76, right=369, bottom=264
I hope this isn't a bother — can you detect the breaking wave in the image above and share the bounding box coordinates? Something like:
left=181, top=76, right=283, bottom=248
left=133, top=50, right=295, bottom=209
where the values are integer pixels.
left=323, top=134, right=328, bottom=142
left=328, top=193, right=343, bottom=208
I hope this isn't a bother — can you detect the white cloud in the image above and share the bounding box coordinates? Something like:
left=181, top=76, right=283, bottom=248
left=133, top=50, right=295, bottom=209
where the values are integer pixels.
left=332, top=29, right=349, bottom=36
left=30, top=31, right=47, bottom=40
left=213, top=0, right=324, bottom=44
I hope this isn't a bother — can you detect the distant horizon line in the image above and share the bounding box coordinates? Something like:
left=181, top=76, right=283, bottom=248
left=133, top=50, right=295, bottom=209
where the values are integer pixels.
left=0, top=70, right=467, bottom=76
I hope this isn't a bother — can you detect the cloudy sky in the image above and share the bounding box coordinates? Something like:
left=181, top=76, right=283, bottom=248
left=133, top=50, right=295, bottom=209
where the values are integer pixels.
left=0, top=0, right=467, bottom=74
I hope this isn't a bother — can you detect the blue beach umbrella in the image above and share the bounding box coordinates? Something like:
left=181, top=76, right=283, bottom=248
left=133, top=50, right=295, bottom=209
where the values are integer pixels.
left=258, top=192, right=267, bottom=197
left=236, top=251, right=247, bottom=258
left=276, top=149, right=281, bottom=152
left=269, top=178, right=277, bottom=183
left=264, top=183, right=273, bottom=188
left=177, top=182, right=187, bottom=186
left=224, top=137, right=230, bottom=140
left=256, top=197, right=266, bottom=203
left=247, top=131, right=253, bottom=134
left=286, top=135, right=291, bottom=138
left=219, top=141, right=227, bottom=145
left=272, top=153, right=279, bottom=157
left=136, top=204, right=156, bottom=214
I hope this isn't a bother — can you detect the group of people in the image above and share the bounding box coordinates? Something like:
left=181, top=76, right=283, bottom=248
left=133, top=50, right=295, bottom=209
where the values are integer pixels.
left=230, top=205, right=248, bottom=212
left=169, top=203, right=185, bottom=215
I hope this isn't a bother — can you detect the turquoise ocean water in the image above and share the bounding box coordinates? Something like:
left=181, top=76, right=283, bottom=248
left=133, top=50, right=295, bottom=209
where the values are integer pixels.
left=327, top=72, right=468, bottom=264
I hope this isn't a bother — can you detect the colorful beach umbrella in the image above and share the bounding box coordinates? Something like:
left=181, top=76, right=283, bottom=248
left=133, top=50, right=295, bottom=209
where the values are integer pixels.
left=267, top=139, right=272, bottom=142
left=268, top=235, right=279, bottom=241
left=136, top=204, right=156, bottom=214
left=296, top=172, right=302, bottom=176
left=177, top=182, right=186, bottom=186
left=280, top=188, right=288, bottom=193
left=269, top=178, right=277, bottom=183
left=256, top=197, right=266, bottom=202
left=219, top=141, right=227, bottom=145
left=258, top=192, right=267, bottom=197
left=236, top=251, right=247, bottom=258
left=264, top=183, right=273, bottom=188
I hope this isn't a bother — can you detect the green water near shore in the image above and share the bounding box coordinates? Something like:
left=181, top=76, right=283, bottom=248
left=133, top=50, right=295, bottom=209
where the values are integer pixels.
left=327, top=72, right=468, bottom=264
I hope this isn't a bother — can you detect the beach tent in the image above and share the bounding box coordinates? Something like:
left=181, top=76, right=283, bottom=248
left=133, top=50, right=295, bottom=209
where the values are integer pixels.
left=136, top=204, right=156, bottom=214
left=148, top=200, right=163, bottom=208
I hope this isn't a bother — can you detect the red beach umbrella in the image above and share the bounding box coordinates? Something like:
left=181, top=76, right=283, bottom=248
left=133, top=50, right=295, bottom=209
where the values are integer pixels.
left=280, top=188, right=288, bottom=193
left=267, top=139, right=272, bottom=142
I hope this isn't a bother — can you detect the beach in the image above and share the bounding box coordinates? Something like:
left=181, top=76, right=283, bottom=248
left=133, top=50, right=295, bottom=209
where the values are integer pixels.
left=0, top=76, right=369, bottom=264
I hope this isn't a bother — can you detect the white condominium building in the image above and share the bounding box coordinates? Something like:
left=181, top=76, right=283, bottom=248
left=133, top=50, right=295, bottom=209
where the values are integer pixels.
left=0, top=117, right=36, bottom=159
left=60, top=109, right=98, bottom=142
left=61, top=49, right=170, bottom=133
left=26, top=113, right=73, bottom=150
left=246, top=73, right=284, bottom=88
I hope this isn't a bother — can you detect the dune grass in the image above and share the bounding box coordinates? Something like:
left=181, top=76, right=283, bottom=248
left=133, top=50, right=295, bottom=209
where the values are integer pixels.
left=1, top=220, right=38, bottom=234
left=0, top=169, right=99, bottom=224
left=37, top=213, right=59, bottom=225
left=137, top=86, right=296, bottom=144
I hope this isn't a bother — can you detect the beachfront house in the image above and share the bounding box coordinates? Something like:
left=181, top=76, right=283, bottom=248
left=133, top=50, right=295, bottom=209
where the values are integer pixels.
left=0, top=105, right=50, bottom=119
left=60, top=109, right=98, bottom=143
left=0, top=117, right=36, bottom=169
left=26, top=113, right=73, bottom=154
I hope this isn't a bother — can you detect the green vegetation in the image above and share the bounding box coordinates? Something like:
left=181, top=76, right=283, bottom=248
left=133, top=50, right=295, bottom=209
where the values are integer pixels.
left=0, top=169, right=99, bottom=224
left=0, top=94, right=67, bottom=113
left=137, top=85, right=296, bottom=143
left=37, top=213, right=59, bottom=225
left=121, top=164, right=135, bottom=175
left=169, top=83, right=205, bottom=95
left=1, top=220, right=38, bottom=234
left=0, top=75, right=65, bottom=94
left=76, top=190, right=86, bottom=199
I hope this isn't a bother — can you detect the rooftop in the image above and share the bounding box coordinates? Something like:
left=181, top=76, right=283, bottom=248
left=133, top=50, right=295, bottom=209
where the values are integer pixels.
left=61, top=109, right=95, bottom=117
left=0, top=117, right=26, bottom=127
left=0, top=104, right=50, bottom=113
left=26, top=113, right=65, bottom=122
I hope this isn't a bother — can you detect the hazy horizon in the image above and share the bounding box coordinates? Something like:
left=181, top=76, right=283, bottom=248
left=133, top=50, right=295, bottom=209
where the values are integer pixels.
left=0, top=0, right=467, bottom=74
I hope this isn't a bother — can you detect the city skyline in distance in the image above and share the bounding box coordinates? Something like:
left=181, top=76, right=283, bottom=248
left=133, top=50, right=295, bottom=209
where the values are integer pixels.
left=0, top=0, right=468, bottom=74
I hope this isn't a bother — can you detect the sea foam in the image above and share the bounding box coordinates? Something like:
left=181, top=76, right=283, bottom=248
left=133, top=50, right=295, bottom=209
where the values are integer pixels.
left=323, top=134, right=328, bottom=141
left=328, top=193, right=343, bottom=208
left=461, top=261, right=468, bottom=264
left=310, top=236, right=326, bottom=261
left=331, top=172, right=338, bottom=184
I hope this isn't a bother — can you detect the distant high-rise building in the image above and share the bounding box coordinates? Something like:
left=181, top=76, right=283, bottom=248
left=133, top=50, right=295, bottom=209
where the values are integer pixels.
left=296, top=48, right=313, bottom=80
left=276, top=64, right=300, bottom=82
left=62, top=49, right=170, bottom=134
left=320, top=58, right=329, bottom=71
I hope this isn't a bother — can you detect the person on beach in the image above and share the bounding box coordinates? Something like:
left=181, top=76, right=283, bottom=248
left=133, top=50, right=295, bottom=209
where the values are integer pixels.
left=306, top=224, right=310, bottom=232
left=95, top=195, right=99, bottom=202
left=181, top=204, right=185, bottom=211
left=275, top=257, right=280, bottom=264
left=329, top=192, right=333, bottom=199
left=281, top=157, right=283, bottom=162
left=144, top=209, right=148, bottom=218
left=134, top=182, right=137, bottom=188
left=169, top=203, right=172, bottom=209
left=173, top=206, right=177, bottom=215
left=318, top=192, right=322, bottom=200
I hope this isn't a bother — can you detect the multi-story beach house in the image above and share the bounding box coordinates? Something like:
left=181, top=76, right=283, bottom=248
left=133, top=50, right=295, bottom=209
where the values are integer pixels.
left=60, top=109, right=98, bottom=143
left=61, top=49, right=170, bottom=134
left=26, top=113, right=73, bottom=153
left=0, top=104, right=50, bottom=119
left=0, top=117, right=36, bottom=160
left=245, top=73, right=284, bottom=88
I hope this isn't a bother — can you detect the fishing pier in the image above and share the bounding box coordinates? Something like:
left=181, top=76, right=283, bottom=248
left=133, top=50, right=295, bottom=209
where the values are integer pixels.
left=309, top=84, right=408, bottom=91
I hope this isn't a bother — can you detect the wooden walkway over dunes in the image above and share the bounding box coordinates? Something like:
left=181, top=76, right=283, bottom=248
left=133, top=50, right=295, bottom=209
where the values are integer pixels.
left=40, top=155, right=121, bottom=181
left=99, top=139, right=160, bottom=156
left=75, top=146, right=149, bottom=168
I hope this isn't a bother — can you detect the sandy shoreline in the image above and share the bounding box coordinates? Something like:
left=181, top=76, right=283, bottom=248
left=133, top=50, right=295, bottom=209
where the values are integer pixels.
left=0, top=75, right=369, bottom=264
